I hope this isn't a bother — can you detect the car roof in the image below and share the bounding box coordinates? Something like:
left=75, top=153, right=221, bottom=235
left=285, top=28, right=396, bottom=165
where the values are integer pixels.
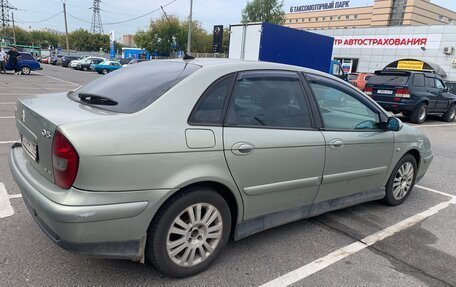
left=157, top=58, right=335, bottom=77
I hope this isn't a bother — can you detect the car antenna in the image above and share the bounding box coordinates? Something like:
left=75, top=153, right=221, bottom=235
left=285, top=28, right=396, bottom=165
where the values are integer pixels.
left=160, top=6, right=195, bottom=60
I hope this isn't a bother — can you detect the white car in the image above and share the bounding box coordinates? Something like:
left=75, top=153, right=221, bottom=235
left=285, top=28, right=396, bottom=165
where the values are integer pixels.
left=70, top=56, right=105, bottom=69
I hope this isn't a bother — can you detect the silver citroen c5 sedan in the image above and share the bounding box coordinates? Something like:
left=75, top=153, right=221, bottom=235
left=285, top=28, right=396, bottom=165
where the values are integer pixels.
left=9, top=59, right=433, bottom=277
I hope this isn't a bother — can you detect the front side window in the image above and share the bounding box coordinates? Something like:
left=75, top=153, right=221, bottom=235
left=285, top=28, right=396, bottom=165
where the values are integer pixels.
left=226, top=72, right=312, bottom=129
left=307, top=74, right=380, bottom=130
left=435, top=78, right=445, bottom=89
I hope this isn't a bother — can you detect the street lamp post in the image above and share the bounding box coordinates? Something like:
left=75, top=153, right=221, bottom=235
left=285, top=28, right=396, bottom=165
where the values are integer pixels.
left=187, top=0, right=193, bottom=55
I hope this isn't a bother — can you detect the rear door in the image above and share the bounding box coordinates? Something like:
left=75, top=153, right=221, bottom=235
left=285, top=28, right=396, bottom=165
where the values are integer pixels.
left=425, top=75, right=438, bottom=110
left=223, top=70, right=326, bottom=219
left=305, top=73, right=394, bottom=214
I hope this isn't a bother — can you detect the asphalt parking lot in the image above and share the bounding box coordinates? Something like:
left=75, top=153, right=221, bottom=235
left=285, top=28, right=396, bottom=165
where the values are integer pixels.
left=0, top=64, right=455, bottom=287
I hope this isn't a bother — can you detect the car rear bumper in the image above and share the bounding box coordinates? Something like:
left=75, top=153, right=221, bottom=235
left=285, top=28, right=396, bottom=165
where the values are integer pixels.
left=374, top=98, right=418, bottom=113
left=9, top=144, right=172, bottom=261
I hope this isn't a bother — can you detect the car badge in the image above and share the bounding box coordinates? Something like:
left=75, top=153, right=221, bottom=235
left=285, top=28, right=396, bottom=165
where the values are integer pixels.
left=41, top=129, right=52, bottom=139
left=21, top=110, right=25, bottom=122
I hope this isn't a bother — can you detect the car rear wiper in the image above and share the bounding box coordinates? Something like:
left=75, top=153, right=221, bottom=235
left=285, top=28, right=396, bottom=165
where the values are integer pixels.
left=78, top=93, right=118, bottom=106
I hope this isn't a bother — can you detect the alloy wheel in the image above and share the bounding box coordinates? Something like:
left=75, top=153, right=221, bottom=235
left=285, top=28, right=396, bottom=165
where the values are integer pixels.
left=418, top=105, right=427, bottom=122
left=392, top=162, right=414, bottom=200
left=166, top=203, right=223, bottom=267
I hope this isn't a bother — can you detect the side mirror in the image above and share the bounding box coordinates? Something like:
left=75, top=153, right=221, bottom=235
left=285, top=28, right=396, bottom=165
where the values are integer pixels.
left=386, top=117, right=403, bottom=131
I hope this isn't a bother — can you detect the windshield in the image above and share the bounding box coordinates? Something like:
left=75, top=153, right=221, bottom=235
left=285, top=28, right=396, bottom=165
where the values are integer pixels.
left=367, top=74, right=409, bottom=86
left=70, top=61, right=201, bottom=113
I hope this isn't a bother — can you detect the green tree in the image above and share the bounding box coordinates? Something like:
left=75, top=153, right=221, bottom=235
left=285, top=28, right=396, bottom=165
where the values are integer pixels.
left=135, top=15, right=213, bottom=56
left=241, top=0, right=285, bottom=25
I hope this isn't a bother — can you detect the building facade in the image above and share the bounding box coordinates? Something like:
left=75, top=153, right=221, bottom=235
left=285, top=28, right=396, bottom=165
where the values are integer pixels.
left=314, top=25, right=456, bottom=81
left=121, top=34, right=135, bottom=47
left=285, top=0, right=456, bottom=30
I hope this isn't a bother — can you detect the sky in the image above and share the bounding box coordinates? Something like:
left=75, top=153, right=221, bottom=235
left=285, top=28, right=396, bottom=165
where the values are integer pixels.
left=8, top=0, right=456, bottom=39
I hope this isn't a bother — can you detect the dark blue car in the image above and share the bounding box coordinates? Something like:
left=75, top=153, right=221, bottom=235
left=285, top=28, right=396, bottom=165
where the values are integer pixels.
left=6, top=52, right=41, bottom=75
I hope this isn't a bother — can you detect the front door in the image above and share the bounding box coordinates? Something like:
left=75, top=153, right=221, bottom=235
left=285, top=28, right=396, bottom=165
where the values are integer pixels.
left=435, top=78, right=451, bottom=111
left=223, top=71, right=326, bottom=220
left=304, top=73, right=394, bottom=215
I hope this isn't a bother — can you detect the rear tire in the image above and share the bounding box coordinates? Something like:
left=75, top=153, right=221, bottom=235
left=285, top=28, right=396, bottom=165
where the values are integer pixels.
left=147, top=187, right=231, bottom=278
left=21, top=66, right=31, bottom=75
left=83, top=67, right=88, bottom=71
left=442, top=104, right=456, bottom=122
left=383, top=154, right=417, bottom=206
left=410, top=103, right=427, bottom=124
left=102, top=68, right=108, bottom=75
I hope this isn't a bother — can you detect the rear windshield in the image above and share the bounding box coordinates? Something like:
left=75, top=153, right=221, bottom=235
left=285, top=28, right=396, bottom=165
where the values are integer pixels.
left=70, top=61, right=201, bottom=113
left=367, top=74, right=409, bottom=86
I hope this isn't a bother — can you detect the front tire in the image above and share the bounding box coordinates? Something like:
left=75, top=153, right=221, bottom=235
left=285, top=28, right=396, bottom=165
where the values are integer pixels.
left=383, top=154, right=417, bottom=206
left=147, top=187, right=231, bottom=278
left=442, top=104, right=456, bottom=122
left=102, top=68, right=108, bottom=75
left=409, top=103, right=428, bottom=124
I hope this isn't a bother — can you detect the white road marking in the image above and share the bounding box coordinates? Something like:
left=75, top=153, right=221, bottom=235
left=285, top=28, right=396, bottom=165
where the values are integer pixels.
left=416, top=185, right=456, bottom=199
left=35, top=73, right=80, bottom=86
left=0, top=141, right=17, bottom=144
left=260, top=187, right=456, bottom=287
left=413, top=123, right=456, bottom=128
left=0, top=182, right=14, bottom=218
left=8, top=194, right=22, bottom=199
left=0, top=116, right=14, bottom=119
left=0, top=102, right=15, bottom=104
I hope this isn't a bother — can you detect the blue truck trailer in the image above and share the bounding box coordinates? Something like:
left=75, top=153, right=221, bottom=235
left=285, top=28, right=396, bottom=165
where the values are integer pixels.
left=228, top=22, right=346, bottom=80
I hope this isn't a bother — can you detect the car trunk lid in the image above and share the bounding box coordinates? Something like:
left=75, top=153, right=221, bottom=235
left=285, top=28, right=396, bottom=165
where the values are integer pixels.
left=15, top=92, right=118, bottom=183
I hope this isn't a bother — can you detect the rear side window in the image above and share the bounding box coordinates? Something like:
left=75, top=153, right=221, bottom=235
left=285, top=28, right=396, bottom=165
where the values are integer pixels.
left=226, top=71, right=312, bottom=129
left=20, top=54, right=34, bottom=60
left=364, top=75, right=372, bottom=81
left=189, top=75, right=234, bottom=125
left=70, top=61, right=201, bottom=113
left=412, top=74, right=425, bottom=87
left=426, top=77, right=435, bottom=88
left=367, top=74, right=409, bottom=86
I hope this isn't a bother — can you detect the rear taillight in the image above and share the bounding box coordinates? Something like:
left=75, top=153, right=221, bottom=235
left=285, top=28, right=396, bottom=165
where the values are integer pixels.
left=365, top=87, right=373, bottom=96
left=395, top=88, right=411, bottom=98
left=52, top=129, right=79, bottom=189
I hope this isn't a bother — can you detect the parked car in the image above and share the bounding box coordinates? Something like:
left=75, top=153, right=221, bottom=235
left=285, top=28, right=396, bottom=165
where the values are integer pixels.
left=49, top=55, right=63, bottom=65
left=61, top=56, right=81, bottom=67
left=127, top=58, right=149, bottom=65
left=348, top=72, right=373, bottom=91
left=93, top=60, right=123, bottom=74
left=76, top=58, right=105, bottom=71
left=445, top=81, right=456, bottom=94
left=365, top=70, right=456, bottom=124
left=10, top=59, right=433, bottom=278
left=41, top=56, right=51, bottom=64
left=70, top=56, right=104, bottom=68
left=6, top=52, right=41, bottom=75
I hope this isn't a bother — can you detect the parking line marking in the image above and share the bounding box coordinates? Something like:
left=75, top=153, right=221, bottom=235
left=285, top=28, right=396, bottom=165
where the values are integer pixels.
left=35, top=73, right=80, bottom=86
left=0, top=141, right=17, bottom=144
left=416, top=185, right=455, bottom=199
left=0, top=102, right=15, bottom=104
left=8, top=194, right=22, bottom=199
left=260, top=187, right=456, bottom=287
left=0, top=116, right=14, bottom=119
left=0, top=182, right=14, bottom=219
left=414, top=123, right=456, bottom=128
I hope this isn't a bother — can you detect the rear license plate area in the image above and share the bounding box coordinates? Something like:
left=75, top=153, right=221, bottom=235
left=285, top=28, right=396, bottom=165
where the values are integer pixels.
left=21, top=135, right=38, bottom=161
left=377, top=90, right=394, bottom=95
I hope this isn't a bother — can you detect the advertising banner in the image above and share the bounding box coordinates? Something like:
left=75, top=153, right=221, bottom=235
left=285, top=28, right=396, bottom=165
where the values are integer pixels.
left=109, top=30, right=115, bottom=60
left=397, top=61, right=424, bottom=71
left=333, top=34, right=442, bottom=49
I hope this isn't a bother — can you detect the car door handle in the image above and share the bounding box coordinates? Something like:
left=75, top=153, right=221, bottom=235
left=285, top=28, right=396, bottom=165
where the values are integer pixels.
left=231, top=142, right=255, bottom=156
left=329, top=139, right=344, bottom=150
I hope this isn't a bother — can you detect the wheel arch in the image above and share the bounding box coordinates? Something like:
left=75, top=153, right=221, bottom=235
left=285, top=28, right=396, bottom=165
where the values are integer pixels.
left=406, top=148, right=421, bottom=170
